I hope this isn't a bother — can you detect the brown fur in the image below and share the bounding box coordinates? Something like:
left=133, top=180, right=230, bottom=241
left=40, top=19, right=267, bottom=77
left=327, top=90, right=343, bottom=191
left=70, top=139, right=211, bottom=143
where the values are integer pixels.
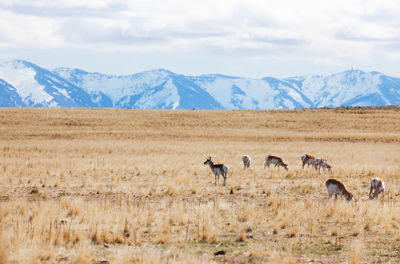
left=204, top=157, right=229, bottom=186
left=315, top=158, right=331, bottom=173
left=242, top=155, right=251, bottom=169
left=369, top=178, right=385, bottom=199
left=301, top=154, right=316, bottom=169
left=326, top=178, right=353, bottom=201
left=265, top=155, right=288, bottom=171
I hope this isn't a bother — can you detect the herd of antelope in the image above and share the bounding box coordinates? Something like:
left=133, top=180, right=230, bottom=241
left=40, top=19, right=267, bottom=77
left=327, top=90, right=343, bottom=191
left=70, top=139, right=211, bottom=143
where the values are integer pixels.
left=204, top=154, right=385, bottom=201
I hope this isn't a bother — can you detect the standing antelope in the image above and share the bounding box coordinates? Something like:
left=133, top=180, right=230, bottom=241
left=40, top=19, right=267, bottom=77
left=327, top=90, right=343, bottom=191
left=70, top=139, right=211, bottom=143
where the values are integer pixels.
left=301, top=154, right=316, bottom=169
left=326, top=179, right=353, bottom=202
left=242, top=155, right=251, bottom=169
left=264, top=155, right=288, bottom=171
left=203, top=157, right=229, bottom=186
left=369, top=178, right=385, bottom=199
left=314, top=158, right=331, bottom=173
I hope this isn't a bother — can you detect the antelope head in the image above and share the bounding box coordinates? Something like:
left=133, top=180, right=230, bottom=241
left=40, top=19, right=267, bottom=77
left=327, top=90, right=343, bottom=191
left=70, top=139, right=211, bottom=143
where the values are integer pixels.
left=204, top=156, right=212, bottom=166
left=283, top=163, right=289, bottom=171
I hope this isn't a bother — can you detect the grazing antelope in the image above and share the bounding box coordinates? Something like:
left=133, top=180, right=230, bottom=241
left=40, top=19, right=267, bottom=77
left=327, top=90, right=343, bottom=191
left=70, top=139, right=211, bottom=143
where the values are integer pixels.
left=242, top=155, right=251, bottom=169
left=203, top=157, right=229, bottom=186
left=319, top=159, right=332, bottom=172
left=301, top=154, right=316, bottom=169
left=326, top=179, right=353, bottom=202
left=369, top=178, right=385, bottom=199
left=314, top=158, right=331, bottom=173
left=264, top=155, right=288, bottom=171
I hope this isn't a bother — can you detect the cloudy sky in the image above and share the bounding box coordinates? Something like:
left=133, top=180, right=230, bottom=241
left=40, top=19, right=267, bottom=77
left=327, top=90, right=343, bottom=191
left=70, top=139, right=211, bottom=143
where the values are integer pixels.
left=1, top=0, right=400, bottom=78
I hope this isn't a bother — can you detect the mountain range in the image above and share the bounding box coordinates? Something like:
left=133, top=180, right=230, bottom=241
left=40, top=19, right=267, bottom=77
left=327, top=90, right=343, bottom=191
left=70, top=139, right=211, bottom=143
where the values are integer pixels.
left=0, top=59, right=399, bottom=109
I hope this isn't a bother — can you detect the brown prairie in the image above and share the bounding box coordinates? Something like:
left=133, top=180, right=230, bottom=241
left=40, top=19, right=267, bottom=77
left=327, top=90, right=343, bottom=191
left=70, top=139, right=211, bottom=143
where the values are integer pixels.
left=0, top=107, right=400, bottom=263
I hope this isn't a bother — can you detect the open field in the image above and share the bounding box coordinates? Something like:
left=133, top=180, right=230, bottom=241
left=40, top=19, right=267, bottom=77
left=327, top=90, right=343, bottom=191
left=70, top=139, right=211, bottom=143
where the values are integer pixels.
left=0, top=107, right=400, bottom=263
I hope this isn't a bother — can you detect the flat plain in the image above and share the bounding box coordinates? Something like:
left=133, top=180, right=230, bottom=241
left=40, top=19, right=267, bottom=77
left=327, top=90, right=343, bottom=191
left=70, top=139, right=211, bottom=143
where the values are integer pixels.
left=0, top=107, right=400, bottom=263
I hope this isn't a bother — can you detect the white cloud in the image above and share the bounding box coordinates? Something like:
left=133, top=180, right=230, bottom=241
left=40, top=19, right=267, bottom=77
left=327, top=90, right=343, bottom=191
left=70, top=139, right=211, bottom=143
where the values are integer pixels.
left=0, top=0, right=400, bottom=76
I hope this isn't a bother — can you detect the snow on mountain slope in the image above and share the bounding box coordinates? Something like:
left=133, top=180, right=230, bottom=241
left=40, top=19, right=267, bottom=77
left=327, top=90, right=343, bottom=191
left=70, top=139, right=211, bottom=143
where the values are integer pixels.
left=0, top=60, right=96, bottom=107
left=262, top=77, right=314, bottom=108
left=167, top=73, right=223, bottom=109
left=47, top=66, right=400, bottom=109
left=285, top=69, right=398, bottom=107
left=1, top=59, right=399, bottom=109
left=0, top=60, right=54, bottom=106
left=54, top=67, right=114, bottom=107
left=115, top=78, right=179, bottom=109
left=189, top=74, right=312, bottom=109
left=376, top=74, right=400, bottom=106
left=54, top=68, right=223, bottom=109
left=0, top=78, right=24, bottom=107
left=54, top=68, right=177, bottom=104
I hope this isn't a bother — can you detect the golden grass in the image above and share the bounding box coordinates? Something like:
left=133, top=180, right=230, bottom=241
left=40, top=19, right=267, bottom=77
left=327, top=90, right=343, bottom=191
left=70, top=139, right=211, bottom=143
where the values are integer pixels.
left=0, top=107, right=400, bottom=263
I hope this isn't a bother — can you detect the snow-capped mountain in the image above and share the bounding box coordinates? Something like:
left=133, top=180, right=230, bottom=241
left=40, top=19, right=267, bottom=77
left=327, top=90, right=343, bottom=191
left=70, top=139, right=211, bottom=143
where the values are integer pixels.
left=285, top=69, right=400, bottom=107
left=0, top=78, right=24, bottom=107
left=0, top=60, right=97, bottom=107
left=188, top=74, right=312, bottom=109
left=0, top=59, right=399, bottom=109
left=53, top=67, right=222, bottom=109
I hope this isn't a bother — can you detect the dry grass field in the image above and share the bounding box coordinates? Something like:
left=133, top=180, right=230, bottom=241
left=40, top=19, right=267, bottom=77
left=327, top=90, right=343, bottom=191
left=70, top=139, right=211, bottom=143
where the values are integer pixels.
left=0, top=107, right=400, bottom=263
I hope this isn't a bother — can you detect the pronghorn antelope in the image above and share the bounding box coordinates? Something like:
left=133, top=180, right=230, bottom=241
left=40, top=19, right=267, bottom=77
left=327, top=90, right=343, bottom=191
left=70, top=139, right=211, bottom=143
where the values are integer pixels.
left=314, top=158, right=331, bottom=173
left=264, top=155, right=288, bottom=171
left=242, top=155, right=251, bottom=169
left=369, top=178, right=385, bottom=199
left=203, top=157, right=229, bottom=186
left=301, top=154, right=316, bottom=169
left=326, top=179, right=353, bottom=202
